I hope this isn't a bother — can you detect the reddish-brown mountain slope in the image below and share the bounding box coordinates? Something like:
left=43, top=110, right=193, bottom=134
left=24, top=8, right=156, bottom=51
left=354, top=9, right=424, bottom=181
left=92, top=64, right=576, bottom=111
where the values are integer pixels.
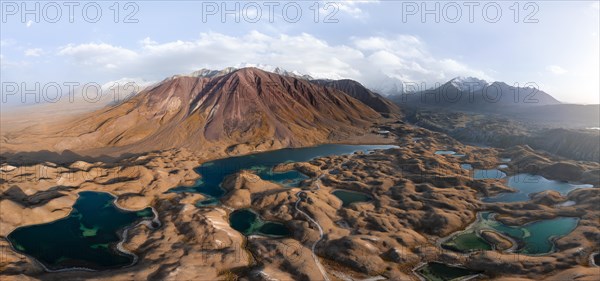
left=311, top=79, right=401, bottom=115
left=2, top=68, right=383, bottom=156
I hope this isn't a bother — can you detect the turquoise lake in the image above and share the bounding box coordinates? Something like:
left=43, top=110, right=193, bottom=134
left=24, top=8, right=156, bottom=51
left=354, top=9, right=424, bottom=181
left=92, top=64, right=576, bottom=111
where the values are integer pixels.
left=7, top=192, right=154, bottom=270
left=484, top=174, right=593, bottom=203
left=168, top=144, right=397, bottom=200
left=443, top=212, right=579, bottom=254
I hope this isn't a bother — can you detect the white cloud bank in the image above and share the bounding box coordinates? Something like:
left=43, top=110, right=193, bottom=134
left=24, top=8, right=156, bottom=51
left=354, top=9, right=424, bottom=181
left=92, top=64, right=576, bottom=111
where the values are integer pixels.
left=24, top=48, right=43, bottom=57
left=56, top=31, right=491, bottom=94
left=546, top=65, right=567, bottom=75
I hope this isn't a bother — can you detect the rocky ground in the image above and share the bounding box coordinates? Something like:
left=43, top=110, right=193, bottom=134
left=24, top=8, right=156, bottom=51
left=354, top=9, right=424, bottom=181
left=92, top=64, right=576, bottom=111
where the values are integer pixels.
left=1, top=122, right=599, bottom=280
left=408, top=110, right=600, bottom=162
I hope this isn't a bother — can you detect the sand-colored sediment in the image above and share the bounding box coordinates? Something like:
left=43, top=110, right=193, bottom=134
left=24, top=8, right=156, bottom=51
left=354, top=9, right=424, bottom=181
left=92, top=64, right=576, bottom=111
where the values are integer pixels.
left=1, top=122, right=598, bottom=280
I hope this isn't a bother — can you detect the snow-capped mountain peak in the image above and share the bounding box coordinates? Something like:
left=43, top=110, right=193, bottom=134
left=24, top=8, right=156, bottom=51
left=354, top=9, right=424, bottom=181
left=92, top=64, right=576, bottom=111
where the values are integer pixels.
left=182, top=64, right=315, bottom=80
left=236, top=63, right=315, bottom=80
left=449, top=76, right=488, bottom=92
left=366, top=75, right=407, bottom=96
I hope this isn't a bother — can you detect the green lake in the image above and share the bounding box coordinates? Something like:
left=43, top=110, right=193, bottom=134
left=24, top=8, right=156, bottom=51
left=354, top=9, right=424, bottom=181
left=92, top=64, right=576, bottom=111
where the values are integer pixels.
left=416, top=262, right=480, bottom=281
left=332, top=190, right=372, bottom=207
left=229, top=209, right=291, bottom=237
left=442, top=212, right=578, bottom=255
left=7, top=191, right=154, bottom=271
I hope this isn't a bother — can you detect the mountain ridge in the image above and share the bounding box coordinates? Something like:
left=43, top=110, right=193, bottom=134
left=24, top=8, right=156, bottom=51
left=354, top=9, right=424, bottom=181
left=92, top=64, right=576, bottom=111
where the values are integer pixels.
left=392, top=79, right=561, bottom=112
left=1, top=67, right=386, bottom=156
left=311, top=79, right=401, bottom=115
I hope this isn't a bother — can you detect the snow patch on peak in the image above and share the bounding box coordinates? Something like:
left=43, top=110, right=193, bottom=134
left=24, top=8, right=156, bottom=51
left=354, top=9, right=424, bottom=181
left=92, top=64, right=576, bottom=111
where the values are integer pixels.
left=236, top=63, right=315, bottom=80
left=186, top=68, right=236, bottom=78
left=367, top=75, right=407, bottom=96
left=449, top=76, right=488, bottom=92
left=183, top=64, right=316, bottom=80
left=235, top=63, right=279, bottom=72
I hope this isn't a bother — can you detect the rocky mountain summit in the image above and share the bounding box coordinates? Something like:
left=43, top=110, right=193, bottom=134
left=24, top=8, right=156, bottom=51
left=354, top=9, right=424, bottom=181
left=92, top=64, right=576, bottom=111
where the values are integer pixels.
left=1, top=68, right=392, bottom=157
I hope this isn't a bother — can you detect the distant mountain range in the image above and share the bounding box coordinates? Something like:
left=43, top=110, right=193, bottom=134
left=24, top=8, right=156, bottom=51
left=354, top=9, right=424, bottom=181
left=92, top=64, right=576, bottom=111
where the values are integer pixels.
left=311, top=79, right=400, bottom=115
left=391, top=77, right=561, bottom=112
left=4, top=64, right=595, bottom=157
left=177, top=65, right=565, bottom=111
left=186, top=66, right=563, bottom=109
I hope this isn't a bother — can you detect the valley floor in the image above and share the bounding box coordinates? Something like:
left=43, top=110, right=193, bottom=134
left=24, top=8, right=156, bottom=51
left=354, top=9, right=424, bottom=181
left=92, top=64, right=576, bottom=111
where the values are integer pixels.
left=1, top=120, right=599, bottom=281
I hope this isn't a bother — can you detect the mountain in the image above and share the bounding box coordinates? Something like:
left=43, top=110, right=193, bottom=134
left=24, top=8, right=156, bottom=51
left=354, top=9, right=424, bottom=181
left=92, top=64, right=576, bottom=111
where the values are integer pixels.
left=366, top=75, right=406, bottom=97
left=185, top=67, right=238, bottom=79
left=311, top=79, right=401, bottom=115
left=184, top=64, right=314, bottom=80
left=503, top=104, right=600, bottom=128
left=448, top=76, right=488, bottom=92
left=392, top=77, right=561, bottom=112
left=236, top=63, right=315, bottom=80
left=183, top=66, right=401, bottom=115
left=2, top=68, right=382, bottom=155
left=0, top=77, right=156, bottom=135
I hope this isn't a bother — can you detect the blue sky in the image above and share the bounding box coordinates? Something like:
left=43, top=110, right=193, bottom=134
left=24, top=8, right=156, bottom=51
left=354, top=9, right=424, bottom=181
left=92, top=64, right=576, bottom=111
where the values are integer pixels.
left=1, top=0, right=599, bottom=105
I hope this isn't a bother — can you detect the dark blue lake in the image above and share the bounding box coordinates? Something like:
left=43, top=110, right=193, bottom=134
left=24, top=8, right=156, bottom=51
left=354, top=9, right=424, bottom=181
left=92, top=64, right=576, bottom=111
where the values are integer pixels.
left=7, top=191, right=154, bottom=271
left=229, top=209, right=291, bottom=237
left=168, top=144, right=397, bottom=199
left=332, top=190, right=372, bottom=207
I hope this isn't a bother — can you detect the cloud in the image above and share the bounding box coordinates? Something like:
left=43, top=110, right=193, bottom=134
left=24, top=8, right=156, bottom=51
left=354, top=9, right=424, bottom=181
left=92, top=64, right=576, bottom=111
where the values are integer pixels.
left=139, top=37, right=157, bottom=46
left=0, top=55, right=30, bottom=69
left=352, top=35, right=493, bottom=84
left=26, top=20, right=33, bottom=27
left=1, top=39, right=15, bottom=47
left=56, top=31, right=489, bottom=93
left=24, top=48, right=43, bottom=57
left=58, top=43, right=138, bottom=68
left=335, top=0, right=379, bottom=19
left=57, top=31, right=364, bottom=80
left=547, top=65, right=567, bottom=75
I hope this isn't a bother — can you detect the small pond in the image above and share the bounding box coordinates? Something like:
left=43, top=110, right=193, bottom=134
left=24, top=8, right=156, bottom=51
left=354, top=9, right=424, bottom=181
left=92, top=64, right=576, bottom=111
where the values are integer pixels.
left=460, top=164, right=473, bottom=170
left=332, top=190, right=372, bottom=207
left=592, top=253, right=600, bottom=266
left=416, top=262, right=480, bottom=281
left=473, top=169, right=507, bottom=179
left=229, top=209, right=291, bottom=237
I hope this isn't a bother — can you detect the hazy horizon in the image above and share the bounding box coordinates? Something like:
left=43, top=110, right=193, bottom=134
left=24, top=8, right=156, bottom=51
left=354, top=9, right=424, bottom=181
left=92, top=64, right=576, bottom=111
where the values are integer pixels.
left=1, top=1, right=599, bottom=107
